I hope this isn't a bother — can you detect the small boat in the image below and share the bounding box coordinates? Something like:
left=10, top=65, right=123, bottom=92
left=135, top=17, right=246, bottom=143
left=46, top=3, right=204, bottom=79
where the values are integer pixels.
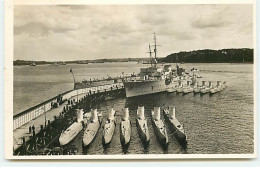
left=102, top=108, right=116, bottom=145
left=120, top=108, right=131, bottom=146
left=200, top=87, right=210, bottom=94
left=200, top=81, right=210, bottom=94
left=136, top=106, right=150, bottom=145
left=222, top=81, right=227, bottom=90
left=82, top=109, right=101, bottom=147
left=193, top=86, right=201, bottom=93
left=209, top=81, right=219, bottom=94
left=193, top=81, right=201, bottom=93
left=30, top=61, right=36, bottom=66
left=183, top=87, right=193, bottom=94
left=151, top=107, right=168, bottom=146
left=163, top=106, right=187, bottom=145
left=215, top=81, right=222, bottom=92
left=209, top=87, right=218, bottom=94
left=59, top=109, right=84, bottom=146
left=183, top=81, right=193, bottom=94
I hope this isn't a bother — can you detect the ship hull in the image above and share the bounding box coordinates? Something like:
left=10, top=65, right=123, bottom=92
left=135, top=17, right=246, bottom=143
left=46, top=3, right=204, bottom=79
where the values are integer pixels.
left=200, top=88, right=210, bottom=94
left=120, top=120, right=131, bottom=146
left=102, top=121, right=116, bottom=145
left=193, top=88, right=201, bottom=93
left=183, top=88, right=193, bottom=94
left=82, top=120, right=100, bottom=147
left=166, top=87, right=176, bottom=93
left=151, top=118, right=168, bottom=147
left=136, top=118, right=150, bottom=146
left=176, top=87, right=183, bottom=93
left=124, top=80, right=176, bottom=98
left=163, top=110, right=187, bottom=145
left=59, top=122, right=83, bottom=146
left=209, top=88, right=218, bottom=94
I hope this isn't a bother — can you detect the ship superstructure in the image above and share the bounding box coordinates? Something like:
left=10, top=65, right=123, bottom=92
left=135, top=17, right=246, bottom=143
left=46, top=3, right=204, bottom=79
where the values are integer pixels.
left=123, top=33, right=187, bottom=98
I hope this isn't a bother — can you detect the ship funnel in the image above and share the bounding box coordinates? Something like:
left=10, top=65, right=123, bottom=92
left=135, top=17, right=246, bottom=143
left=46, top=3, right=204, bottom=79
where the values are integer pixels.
left=169, top=106, right=175, bottom=119
left=202, top=81, right=206, bottom=86
left=217, top=81, right=222, bottom=86
left=76, top=109, right=84, bottom=122
left=91, top=109, right=98, bottom=122
left=154, top=107, right=160, bottom=121
left=137, top=106, right=145, bottom=120
left=122, top=108, right=129, bottom=121
left=187, top=81, right=190, bottom=86
left=108, top=108, right=115, bottom=120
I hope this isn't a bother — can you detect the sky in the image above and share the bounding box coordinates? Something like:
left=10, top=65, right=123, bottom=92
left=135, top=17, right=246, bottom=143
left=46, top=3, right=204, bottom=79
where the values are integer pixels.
left=14, top=4, right=253, bottom=61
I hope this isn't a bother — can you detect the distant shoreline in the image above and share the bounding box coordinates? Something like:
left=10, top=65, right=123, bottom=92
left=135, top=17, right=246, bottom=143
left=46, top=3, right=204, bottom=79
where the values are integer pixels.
left=13, top=62, right=254, bottom=67
left=13, top=48, right=253, bottom=66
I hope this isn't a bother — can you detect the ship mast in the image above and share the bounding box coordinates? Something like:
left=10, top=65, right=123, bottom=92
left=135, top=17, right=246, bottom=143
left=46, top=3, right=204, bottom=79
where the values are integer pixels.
left=153, top=32, right=157, bottom=60
left=153, top=32, right=161, bottom=68
left=147, top=44, right=153, bottom=67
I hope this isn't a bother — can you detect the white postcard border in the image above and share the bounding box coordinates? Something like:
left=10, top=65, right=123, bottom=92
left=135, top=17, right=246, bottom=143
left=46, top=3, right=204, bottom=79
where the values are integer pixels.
left=4, top=0, right=257, bottom=160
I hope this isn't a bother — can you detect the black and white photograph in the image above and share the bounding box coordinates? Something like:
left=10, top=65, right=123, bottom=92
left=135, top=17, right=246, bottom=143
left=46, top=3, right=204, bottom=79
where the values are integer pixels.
left=5, top=0, right=256, bottom=159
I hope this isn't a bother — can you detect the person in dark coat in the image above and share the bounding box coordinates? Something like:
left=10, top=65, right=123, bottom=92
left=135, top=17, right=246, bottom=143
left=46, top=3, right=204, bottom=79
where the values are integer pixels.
left=32, top=125, right=35, bottom=133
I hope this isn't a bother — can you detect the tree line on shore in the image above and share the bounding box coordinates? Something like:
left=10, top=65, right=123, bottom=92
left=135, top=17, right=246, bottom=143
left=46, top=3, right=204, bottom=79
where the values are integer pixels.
left=162, top=48, right=253, bottom=63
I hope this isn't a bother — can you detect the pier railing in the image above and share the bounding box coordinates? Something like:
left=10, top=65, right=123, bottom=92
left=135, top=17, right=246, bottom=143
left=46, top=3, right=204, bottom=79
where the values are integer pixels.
left=13, top=82, right=124, bottom=130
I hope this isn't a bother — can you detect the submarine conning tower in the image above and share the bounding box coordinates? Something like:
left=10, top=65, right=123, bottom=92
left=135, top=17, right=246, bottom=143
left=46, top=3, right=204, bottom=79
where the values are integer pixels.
left=122, top=108, right=129, bottom=121
left=91, top=109, right=98, bottom=122
left=76, top=109, right=84, bottom=122
left=169, top=106, right=175, bottom=119
left=137, top=106, right=145, bottom=120
left=108, top=108, right=115, bottom=120
left=217, top=81, right=222, bottom=86
left=154, top=107, right=160, bottom=121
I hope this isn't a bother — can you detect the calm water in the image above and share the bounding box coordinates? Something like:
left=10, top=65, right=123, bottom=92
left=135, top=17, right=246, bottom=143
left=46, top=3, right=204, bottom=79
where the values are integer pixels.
left=14, top=63, right=254, bottom=154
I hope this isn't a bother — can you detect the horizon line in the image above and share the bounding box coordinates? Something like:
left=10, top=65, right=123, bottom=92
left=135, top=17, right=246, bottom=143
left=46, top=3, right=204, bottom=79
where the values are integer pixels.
left=14, top=47, right=254, bottom=62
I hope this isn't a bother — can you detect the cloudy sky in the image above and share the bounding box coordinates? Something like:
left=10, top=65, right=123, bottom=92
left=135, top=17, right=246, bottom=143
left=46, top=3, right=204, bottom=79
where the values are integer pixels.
left=14, top=4, right=253, bottom=61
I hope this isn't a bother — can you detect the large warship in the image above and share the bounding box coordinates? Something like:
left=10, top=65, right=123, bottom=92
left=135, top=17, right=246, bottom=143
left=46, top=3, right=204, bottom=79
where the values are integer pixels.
left=123, top=33, right=189, bottom=98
